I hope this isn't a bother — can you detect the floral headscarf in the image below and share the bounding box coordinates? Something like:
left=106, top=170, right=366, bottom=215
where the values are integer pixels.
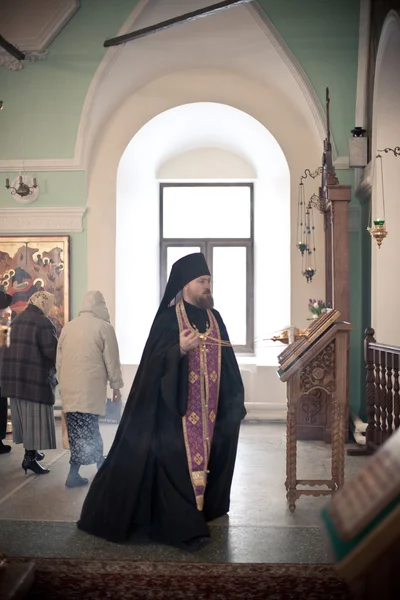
left=28, top=291, right=54, bottom=316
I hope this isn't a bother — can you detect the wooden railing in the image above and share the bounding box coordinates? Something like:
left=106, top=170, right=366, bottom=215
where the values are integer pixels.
left=363, top=327, right=400, bottom=453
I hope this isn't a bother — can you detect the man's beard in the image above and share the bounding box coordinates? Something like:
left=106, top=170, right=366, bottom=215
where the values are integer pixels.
left=193, top=292, right=214, bottom=310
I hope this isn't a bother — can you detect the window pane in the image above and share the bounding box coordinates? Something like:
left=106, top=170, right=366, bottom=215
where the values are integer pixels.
left=167, top=247, right=201, bottom=279
left=212, top=247, right=247, bottom=346
left=162, top=186, right=251, bottom=238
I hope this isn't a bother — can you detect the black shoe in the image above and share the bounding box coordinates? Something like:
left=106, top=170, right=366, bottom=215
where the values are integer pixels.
left=36, top=451, right=45, bottom=461
left=0, top=441, right=11, bottom=454
left=180, top=536, right=211, bottom=552
left=65, top=473, right=89, bottom=488
left=22, top=457, right=50, bottom=475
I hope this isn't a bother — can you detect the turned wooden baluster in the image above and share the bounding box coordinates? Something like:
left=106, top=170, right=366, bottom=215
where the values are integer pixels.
left=365, top=328, right=377, bottom=448
left=393, top=354, right=400, bottom=432
left=380, top=351, right=388, bottom=442
left=386, top=352, right=393, bottom=437
left=374, top=348, right=382, bottom=446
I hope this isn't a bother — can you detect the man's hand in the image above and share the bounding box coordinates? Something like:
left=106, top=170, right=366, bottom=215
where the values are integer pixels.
left=112, top=389, right=122, bottom=403
left=180, top=329, right=199, bottom=354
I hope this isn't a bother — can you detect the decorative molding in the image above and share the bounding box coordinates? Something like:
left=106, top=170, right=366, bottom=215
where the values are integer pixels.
left=0, top=158, right=82, bottom=172
left=0, top=155, right=351, bottom=174
left=0, top=207, right=86, bottom=234
left=0, top=50, right=48, bottom=71
left=348, top=206, right=361, bottom=233
left=0, top=0, right=80, bottom=70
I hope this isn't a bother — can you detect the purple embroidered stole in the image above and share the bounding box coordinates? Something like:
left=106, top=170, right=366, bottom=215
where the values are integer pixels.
left=176, top=299, right=221, bottom=511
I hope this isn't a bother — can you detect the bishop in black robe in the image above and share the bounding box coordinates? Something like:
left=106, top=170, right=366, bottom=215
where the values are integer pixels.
left=77, top=253, right=246, bottom=550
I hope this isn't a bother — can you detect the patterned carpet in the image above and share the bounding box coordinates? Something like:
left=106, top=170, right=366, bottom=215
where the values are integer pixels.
left=18, top=558, right=353, bottom=599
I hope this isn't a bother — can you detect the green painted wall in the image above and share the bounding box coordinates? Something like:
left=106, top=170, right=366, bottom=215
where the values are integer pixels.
left=0, top=0, right=139, bottom=159
left=259, top=0, right=360, bottom=158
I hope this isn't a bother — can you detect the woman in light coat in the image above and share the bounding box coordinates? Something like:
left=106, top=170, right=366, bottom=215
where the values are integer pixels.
left=57, top=291, right=123, bottom=488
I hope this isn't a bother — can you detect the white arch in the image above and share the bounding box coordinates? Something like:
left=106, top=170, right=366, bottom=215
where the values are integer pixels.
left=75, top=0, right=331, bottom=170
left=116, top=102, right=290, bottom=365
left=86, top=67, right=325, bottom=351
left=371, top=10, right=400, bottom=343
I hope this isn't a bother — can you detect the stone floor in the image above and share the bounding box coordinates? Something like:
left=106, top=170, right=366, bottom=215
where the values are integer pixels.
left=0, top=421, right=368, bottom=563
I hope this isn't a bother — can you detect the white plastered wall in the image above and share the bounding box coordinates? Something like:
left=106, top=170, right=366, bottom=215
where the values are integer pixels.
left=371, top=11, right=400, bottom=345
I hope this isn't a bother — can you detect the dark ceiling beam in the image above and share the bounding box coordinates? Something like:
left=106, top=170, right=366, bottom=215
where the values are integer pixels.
left=104, top=0, right=254, bottom=48
left=0, top=34, right=25, bottom=61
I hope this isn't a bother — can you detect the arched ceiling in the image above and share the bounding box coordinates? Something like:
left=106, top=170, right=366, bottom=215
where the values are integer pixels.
left=77, top=0, right=329, bottom=169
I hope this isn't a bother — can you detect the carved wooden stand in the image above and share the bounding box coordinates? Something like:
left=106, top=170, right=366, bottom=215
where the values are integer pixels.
left=280, top=322, right=352, bottom=511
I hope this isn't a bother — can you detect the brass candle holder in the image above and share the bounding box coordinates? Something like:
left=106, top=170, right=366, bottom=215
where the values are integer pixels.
left=269, top=327, right=309, bottom=345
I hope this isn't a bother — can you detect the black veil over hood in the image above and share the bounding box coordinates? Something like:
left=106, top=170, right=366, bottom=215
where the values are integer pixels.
left=156, top=252, right=211, bottom=319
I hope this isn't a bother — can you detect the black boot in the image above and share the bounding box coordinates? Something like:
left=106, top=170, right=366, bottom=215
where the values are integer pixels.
left=36, top=451, right=45, bottom=461
left=65, top=463, right=88, bottom=488
left=0, top=440, right=11, bottom=454
left=22, top=450, right=50, bottom=475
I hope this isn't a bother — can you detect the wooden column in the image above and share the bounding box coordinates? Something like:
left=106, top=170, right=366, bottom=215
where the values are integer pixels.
left=327, top=185, right=352, bottom=322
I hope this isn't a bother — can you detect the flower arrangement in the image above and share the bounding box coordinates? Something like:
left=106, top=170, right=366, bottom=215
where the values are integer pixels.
left=308, top=299, right=332, bottom=319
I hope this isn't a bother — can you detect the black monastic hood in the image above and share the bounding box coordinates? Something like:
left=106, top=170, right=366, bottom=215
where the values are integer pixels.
left=157, top=252, right=210, bottom=318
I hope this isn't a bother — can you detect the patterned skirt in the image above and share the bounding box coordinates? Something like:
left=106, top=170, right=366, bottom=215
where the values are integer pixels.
left=10, top=398, right=56, bottom=450
left=65, top=412, right=103, bottom=466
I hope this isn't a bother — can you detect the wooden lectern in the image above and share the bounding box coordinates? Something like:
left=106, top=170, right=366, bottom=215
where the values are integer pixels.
left=278, top=311, right=352, bottom=511
left=322, top=428, right=400, bottom=600
left=293, top=89, right=351, bottom=442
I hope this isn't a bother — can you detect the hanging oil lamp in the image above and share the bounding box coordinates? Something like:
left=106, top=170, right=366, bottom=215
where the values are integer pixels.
left=297, top=169, right=320, bottom=282
left=368, top=153, right=388, bottom=249
left=296, top=182, right=308, bottom=256
left=301, top=201, right=317, bottom=283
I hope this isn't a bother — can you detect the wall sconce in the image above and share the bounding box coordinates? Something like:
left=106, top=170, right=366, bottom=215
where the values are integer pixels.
left=5, top=174, right=39, bottom=203
left=368, top=147, right=399, bottom=249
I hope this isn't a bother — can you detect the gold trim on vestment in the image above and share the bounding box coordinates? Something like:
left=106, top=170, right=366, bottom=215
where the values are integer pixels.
left=176, top=299, right=222, bottom=512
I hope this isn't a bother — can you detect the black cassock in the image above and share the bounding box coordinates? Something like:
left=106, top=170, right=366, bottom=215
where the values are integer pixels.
left=77, top=300, right=246, bottom=546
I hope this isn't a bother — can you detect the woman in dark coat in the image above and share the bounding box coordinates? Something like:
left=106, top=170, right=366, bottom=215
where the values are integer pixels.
left=1, top=291, right=58, bottom=474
